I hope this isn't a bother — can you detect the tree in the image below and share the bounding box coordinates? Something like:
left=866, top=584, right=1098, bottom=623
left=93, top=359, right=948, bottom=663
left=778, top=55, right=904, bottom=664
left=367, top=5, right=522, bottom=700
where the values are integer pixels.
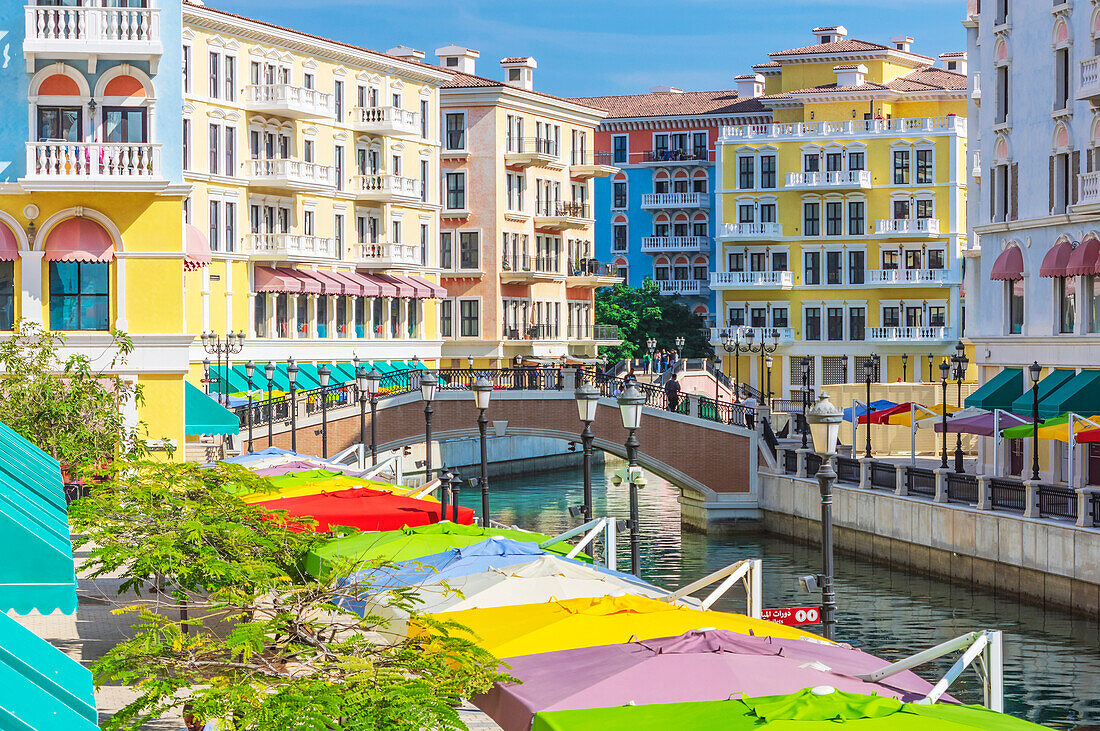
left=595, top=280, right=712, bottom=364
left=0, top=319, right=146, bottom=471
left=70, top=461, right=508, bottom=731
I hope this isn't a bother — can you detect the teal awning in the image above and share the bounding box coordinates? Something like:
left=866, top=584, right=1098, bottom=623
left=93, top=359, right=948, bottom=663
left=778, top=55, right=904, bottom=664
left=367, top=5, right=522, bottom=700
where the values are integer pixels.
left=965, top=368, right=1023, bottom=411
left=1040, top=370, right=1100, bottom=418
left=293, top=363, right=322, bottom=390
left=0, top=610, right=97, bottom=729
left=326, top=362, right=358, bottom=384
left=1010, top=369, right=1076, bottom=415
left=185, top=382, right=240, bottom=437
left=0, top=422, right=78, bottom=615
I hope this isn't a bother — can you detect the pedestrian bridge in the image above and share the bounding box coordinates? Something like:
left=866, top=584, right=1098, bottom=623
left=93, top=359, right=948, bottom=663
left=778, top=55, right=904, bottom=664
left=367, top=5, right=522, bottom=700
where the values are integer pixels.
left=230, top=368, right=764, bottom=531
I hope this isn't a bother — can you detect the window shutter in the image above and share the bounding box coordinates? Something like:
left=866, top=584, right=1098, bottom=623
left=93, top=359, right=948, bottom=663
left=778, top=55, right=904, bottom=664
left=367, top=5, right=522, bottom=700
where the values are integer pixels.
left=1010, top=162, right=1018, bottom=221
left=989, top=166, right=996, bottom=222
left=1090, top=149, right=1095, bottom=174
left=1049, top=157, right=1055, bottom=214
left=1073, top=151, right=1081, bottom=204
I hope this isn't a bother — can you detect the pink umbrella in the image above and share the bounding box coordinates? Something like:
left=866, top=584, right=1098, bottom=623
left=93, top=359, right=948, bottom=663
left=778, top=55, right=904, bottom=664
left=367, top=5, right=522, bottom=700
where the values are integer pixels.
left=250, top=460, right=368, bottom=477
left=474, top=629, right=950, bottom=731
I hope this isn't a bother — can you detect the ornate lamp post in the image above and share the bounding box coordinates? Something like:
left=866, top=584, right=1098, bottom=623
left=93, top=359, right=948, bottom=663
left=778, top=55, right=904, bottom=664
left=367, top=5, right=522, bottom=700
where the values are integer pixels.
left=646, top=337, right=657, bottom=373
left=927, top=353, right=934, bottom=383
left=617, top=382, right=645, bottom=577
left=745, top=328, right=780, bottom=398
left=575, top=383, right=600, bottom=532
left=357, top=366, right=369, bottom=462
left=806, top=392, right=844, bottom=642
left=421, top=370, right=438, bottom=510
left=862, top=354, right=879, bottom=459
left=674, top=335, right=685, bottom=361
left=318, top=365, right=331, bottom=458
left=800, top=356, right=811, bottom=449
left=365, top=368, right=380, bottom=465
left=1030, top=361, right=1042, bottom=481
left=939, top=359, right=951, bottom=469
left=901, top=353, right=909, bottom=382
left=287, top=357, right=298, bottom=453
left=200, top=331, right=245, bottom=404
left=472, top=375, right=493, bottom=525
left=765, top=354, right=774, bottom=409
left=953, top=345, right=970, bottom=473
left=265, top=361, right=275, bottom=448
left=202, top=358, right=211, bottom=396
left=245, top=361, right=255, bottom=453
left=719, top=328, right=750, bottom=400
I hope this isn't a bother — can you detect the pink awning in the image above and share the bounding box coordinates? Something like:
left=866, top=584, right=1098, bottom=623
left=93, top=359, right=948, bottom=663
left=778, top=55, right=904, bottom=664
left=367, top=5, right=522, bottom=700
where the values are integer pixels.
left=308, top=269, right=349, bottom=295
left=327, top=270, right=366, bottom=296
left=405, top=274, right=447, bottom=299
left=281, top=269, right=322, bottom=294
left=1067, top=236, right=1100, bottom=276
left=43, top=217, right=114, bottom=262
left=387, top=274, right=432, bottom=299
left=989, top=246, right=1024, bottom=281
left=372, top=273, right=413, bottom=298
left=340, top=270, right=383, bottom=297
left=254, top=266, right=303, bottom=293
left=183, top=224, right=211, bottom=271
left=0, top=223, right=19, bottom=262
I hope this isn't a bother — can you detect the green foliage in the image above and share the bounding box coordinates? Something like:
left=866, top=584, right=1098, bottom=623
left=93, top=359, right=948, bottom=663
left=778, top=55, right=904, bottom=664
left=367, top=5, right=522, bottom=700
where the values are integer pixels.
left=0, top=319, right=146, bottom=470
left=595, top=280, right=712, bottom=364
left=71, top=462, right=508, bottom=730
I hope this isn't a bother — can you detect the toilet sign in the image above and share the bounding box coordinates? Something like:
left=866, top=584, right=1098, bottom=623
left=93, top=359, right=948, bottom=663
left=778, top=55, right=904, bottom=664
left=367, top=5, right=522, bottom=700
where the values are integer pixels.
left=762, top=607, right=821, bottom=625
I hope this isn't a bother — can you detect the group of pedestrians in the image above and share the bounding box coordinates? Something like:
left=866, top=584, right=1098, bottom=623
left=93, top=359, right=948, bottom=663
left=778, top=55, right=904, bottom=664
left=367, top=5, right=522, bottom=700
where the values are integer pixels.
left=644, top=349, right=678, bottom=374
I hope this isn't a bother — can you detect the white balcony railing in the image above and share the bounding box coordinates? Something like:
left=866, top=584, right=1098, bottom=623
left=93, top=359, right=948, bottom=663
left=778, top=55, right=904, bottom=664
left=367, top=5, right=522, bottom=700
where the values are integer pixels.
left=875, top=218, right=941, bottom=235
left=867, top=326, right=954, bottom=342
left=641, top=192, right=709, bottom=209
left=1079, top=171, right=1100, bottom=205
left=786, top=170, right=871, bottom=188
left=355, top=173, right=421, bottom=199
left=710, top=271, right=794, bottom=288
left=25, top=4, right=160, bottom=46
left=246, top=158, right=335, bottom=187
left=26, top=141, right=161, bottom=181
left=867, top=269, right=954, bottom=285
left=357, top=242, right=423, bottom=267
left=351, top=106, right=420, bottom=135
left=245, top=84, right=335, bottom=118
left=711, top=326, right=796, bottom=343
left=721, top=222, right=783, bottom=238
left=719, top=116, right=966, bottom=142
left=248, top=233, right=336, bottom=258
left=657, top=279, right=707, bottom=295
left=1080, top=57, right=1100, bottom=100
left=639, top=235, right=710, bottom=252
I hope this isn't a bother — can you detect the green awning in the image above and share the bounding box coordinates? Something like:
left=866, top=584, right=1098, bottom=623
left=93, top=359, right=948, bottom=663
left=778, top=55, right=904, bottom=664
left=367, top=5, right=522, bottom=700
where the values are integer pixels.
left=293, top=363, right=322, bottom=390
left=1009, top=369, right=1076, bottom=414
left=965, top=368, right=1023, bottom=411
left=1040, top=370, right=1100, bottom=418
left=326, top=362, right=358, bottom=384
left=371, top=362, right=396, bottom=374
left=185, top=382, right=240, bottom=437
left=0, top=422, right=79, bottom=615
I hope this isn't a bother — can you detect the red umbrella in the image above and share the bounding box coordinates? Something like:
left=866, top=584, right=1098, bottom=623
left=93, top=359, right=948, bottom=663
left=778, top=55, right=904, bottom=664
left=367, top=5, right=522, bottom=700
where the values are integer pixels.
left=1078, top=427, right=1100, bottom=444
left=254, top=487, right=474, bottom=532
left=866, top=402, right=914, bottom=425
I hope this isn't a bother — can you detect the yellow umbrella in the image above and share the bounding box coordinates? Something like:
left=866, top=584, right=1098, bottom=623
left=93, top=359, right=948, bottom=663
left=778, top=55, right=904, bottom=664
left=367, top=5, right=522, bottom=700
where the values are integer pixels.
left=885, top=403, right=958, bottom=427
left=238, top=476, right=432, bottom=504
left=421, top=594, right=826, bottom=659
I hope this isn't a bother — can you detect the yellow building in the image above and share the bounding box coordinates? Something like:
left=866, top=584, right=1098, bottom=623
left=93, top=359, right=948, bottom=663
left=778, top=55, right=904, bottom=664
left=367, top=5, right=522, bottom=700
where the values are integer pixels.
left=714, top=26, right=968, bottom=400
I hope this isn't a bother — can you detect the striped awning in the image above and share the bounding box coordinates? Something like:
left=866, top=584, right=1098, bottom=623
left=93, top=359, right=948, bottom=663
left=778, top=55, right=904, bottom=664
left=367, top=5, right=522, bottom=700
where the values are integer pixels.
left=254, top=266, right=303, bottom=293
left=373, top=273, right=415, bottom=298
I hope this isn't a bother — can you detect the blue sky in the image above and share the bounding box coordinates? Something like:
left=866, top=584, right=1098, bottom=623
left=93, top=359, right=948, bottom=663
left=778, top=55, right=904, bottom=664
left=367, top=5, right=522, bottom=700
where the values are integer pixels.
left=211, top=0, right=967, bottom=98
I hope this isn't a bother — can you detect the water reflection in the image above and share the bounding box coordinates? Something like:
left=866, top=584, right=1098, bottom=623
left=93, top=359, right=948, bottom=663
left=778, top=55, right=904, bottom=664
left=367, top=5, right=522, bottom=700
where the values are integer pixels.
left=455, top=460, right=1100, bottom=729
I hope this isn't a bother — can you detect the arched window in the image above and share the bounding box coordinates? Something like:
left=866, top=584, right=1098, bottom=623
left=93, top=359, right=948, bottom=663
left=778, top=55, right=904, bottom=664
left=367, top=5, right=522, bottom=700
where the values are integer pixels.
left=0, top=222, right=19, bottom=331
left=42, top=216, right=116, bottom=331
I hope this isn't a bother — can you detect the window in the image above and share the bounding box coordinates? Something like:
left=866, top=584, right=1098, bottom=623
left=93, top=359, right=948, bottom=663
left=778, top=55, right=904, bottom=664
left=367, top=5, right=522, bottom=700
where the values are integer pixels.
left=446, top=172, right=466, bottom=209
left=738, top=157, right=754, bottom=189
left=182, top=119, right=191, bottom=170
left=1088, top=276, right=1100, bottom=333
left=254, top=295, right=268, bottom=338
left=738, top=205, right=754, bottom=224
left=36, top=106, right=81, bottom=142
left=440, top=231, right=453, bottom=269
left=826, top=251, right=843, bottom=284
left=613, top=135, right=627, bottom=164
left=825, top=153, right=842, bottom=172
left=804, top=251, right=821, bottom=285
left=929, top=306, right=947, bottom=328
left=303, top=72, right=313, bottom=89
left=334, top=80, right=343, bottom=120
left=772, top=251, right=788, bottom=272
left=613, top=224, right=627, bottom=251
left=692, top=177, right=706, bottom=193
left=883, top=306, right=900, bottom=328
left=390, top=219, right=400, bottom=245
left=335, top=214, right=345, bottom=258
left=654, top=179, right=669, bottom=194
left=848, top=151, right=865, bottom=170
left=905, top=250, right=922, bottom=270
left=224, top=202, right=236, bottom=252
left=459, top=231, right=479, bottom=269
left=0, top=262, right=13, bottom=330
left=209, top=200, right=220, bottom=251
left=420, top=159, right=429, bottom=202
left=1056, top=47, right=1070, bottom=111
left=209, top=51, right=220, bottom=99
left=224, top=56, right=235, bottom=101
left=893, top=199, right=910, bottom=220
left=760, top=155, right=777, bottom=188
left=507, top=172, right=525, bottom=210
left=848, top=201, right=864, bottom=235
left=728, top=308, right=745, bottom=326
left=803, top=202, right=820, bottom=236
left=928, top=249, right=945, bottom=269
left=420, top=99, right=429, bottom=139
left=750, top=307, right=767, bottom=328
left=1060, top=276, right=1076, bottom=333
left=849, top=307, right=865, bottom=340
left=996, top=65, right=1010, bottom=124
left=916, top=149, right=933, bottom=183
left=440, top=300, right=453, bottom=337
left=750, top=252, right=767, bottom=272
left=804, top=154, right=820, bottom=173
left=995, top=0, right=1008, bottom=24
left=693, top=132, right=707, bottom=158
left=208, top=124, right=219, bottom=174
left=459, top=300, right=479, bottom=337
left=49, top=262, right=109, bottom=331
left=224, top=125, right=235, bottom=175
left=848, top=250, right=865, bottom=285
left=728, top=252, right=744, bottom=271
left=773, top=308, right=789, bottom=328
left=916, top=199, right=933, bottom=220
left=183, top=45, right=191, bottom=94
left=825, top=202, right=842, bottom=236
left=882, top=250, right=899, bottom=270
left=613, top=181, right=627, bottom=209
left=805, top=307, right=822, bottom=340
left=445, top=113, right=465, bottom=149
left=102, top=107, right=147, bottom=144
left=893, top=150, right=910, bottom=184
left=760, top=203, right=777, bottom=223
left=827, top=307, right=844, bottom=340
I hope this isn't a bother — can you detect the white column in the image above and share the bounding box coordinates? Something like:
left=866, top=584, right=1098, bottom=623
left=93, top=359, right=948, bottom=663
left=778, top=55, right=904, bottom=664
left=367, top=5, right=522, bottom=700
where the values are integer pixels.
left=266, top=293, right=276, bottom=340
left=201, top=267, right=210, bottom=332
left=19, top=251, right=45, bottom=325
left=246, top=293, right=257, bottom=338
left=114, top=257, right=127, bottom=331
left=224, top=261, right=234, bottom=335
left=290, top=293, right=299, bottom=340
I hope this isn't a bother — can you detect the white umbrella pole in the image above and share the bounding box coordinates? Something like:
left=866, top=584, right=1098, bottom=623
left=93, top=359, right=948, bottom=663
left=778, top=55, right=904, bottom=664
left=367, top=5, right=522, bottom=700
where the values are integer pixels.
left=852, top=399, right=858, bottom=452
left=1069, top=414, right=1076, bottom=490
left=910, top=403, right=916, bottom=465
left=993, top=409, right=1000, bottom=478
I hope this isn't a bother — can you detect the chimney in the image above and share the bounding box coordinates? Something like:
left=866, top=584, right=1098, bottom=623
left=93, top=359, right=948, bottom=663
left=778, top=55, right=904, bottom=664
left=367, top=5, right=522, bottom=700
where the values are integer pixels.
left=434, top=44, right=479, bottom=74
left=812, top=25, right=847, bottom=44
left=939, top=52, right=967, bottom=75
left=501, top=57, right=537, bottom=91
left=650, top=85, right=683, bottom=94
left=735, top=74, right=764, bottom=99
left=834, top=64, right=867, bottom=88
left=386, top=45, right=425, bottom=63
left=891, top=35, right=914, bottom=52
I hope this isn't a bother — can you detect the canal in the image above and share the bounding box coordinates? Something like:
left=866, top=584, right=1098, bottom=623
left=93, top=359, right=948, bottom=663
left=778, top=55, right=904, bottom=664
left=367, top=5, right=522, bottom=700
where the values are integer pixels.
left=453, top=460, right=1100, bottom=729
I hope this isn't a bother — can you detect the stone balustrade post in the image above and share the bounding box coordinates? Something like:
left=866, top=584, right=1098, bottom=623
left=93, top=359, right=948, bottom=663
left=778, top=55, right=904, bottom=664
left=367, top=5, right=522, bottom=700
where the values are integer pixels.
left=775, top=447, right=787, bottom=474
left=933, top=468, right=950, bottom=503
left=1077, top=487, right=1097, bottom=528
left=858, top=457, right=873, bottom=490
left=687, top=394, right=700, bottom=419
left=977, top=475, right=992, bottom=510
left=796, top=448, right=810, bottom=479
left=895, top=463, right=908, bottom=496
left=1023, top=480, right=1041, bottom=519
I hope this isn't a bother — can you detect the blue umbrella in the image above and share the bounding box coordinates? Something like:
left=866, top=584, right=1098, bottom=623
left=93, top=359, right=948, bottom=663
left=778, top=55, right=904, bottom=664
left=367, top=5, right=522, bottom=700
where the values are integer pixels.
left=842, top=400, right=896, bottom=423
left=218, top=447, right=301, bottom=464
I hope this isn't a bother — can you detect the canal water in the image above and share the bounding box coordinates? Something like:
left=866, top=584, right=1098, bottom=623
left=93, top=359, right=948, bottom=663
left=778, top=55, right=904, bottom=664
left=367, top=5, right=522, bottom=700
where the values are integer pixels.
left=454, top=460, right=1100, bottom=729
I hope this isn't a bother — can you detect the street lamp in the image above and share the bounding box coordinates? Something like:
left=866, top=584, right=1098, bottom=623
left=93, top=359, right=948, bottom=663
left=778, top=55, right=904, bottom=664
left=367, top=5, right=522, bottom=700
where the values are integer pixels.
left=952, top=346, right=970, bottom=473
left=862, top=354, right=878, bottom=459
left=318, top=364, right=331, bottom=458
left=939, top=359, right=951, bottom=469
left=421, top=370, right=438, bottom=510
left=617, top=382, right=645, bottom=577
left=719, top=328, right=750, bottom=400
left=927, top=353, right=934, bottom=383
left=357, top=366, right=369, bottom=464
left=287, top=357, right=298, bottom=453
left=200, top=331, right=245, bottom=404
left=646, top=337, right=657, bottom=374
left=674, top=335, right=685, bottom=361
left=245, top=360, right=255, bottom=453
left=1030, top=361, right=1042, bottom=481
left=765, top=354, right=774, bottom=409
left=806, top=392, right=844, bottom=642
left=575, top=383, right=600, bottom=535
left=365, top=368, right=381, bottom=466
left=473, top=375, right=493, bottom=525
left=265, top=361, right=275, bottom=448
left=202, top=358, right=211, bottom=396
left=800, top=356, right=811, bottom=449
left=901, top=353, right=908, bottom=383
left=745, top=328, right=780, bottom=400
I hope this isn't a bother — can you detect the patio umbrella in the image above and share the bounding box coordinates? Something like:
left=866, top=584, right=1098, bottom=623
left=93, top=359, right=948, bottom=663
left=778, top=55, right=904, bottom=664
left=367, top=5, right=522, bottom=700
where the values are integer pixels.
left=304, top=522, right=578, bottom=578
left=236, top=474, right=428, bottom=505
left=529, top=687, right=1046, bottom=731
left=934, top=410, right=1029, bottom=436
left=477, top=630, right=947, bottom=731
left=250, top=461, right=369, bottom=477
left=421, top=594, right=825, bottom=660
left=1000, top=413, right=1100, bottom=443
left=217, top=447, right=299, bottom=464
left=842, top=400, right=896, bottom=424
left=254, top=486, right=473, bottom=533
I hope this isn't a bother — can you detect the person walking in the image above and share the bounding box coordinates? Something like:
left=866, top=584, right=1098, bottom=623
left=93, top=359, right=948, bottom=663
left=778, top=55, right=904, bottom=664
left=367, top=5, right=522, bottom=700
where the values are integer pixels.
left=664, top=373, right=681, bottom=412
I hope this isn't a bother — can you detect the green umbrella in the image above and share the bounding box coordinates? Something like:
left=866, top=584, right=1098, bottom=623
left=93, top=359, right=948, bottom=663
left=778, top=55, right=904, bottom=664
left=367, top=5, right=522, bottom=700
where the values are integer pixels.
left=531, top=688, right=1045, bottom=731
left=304, top=522, right=582, bottom=577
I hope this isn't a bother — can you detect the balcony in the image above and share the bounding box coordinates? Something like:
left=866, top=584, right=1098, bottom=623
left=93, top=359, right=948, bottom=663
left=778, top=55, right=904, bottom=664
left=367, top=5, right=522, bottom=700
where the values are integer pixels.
left=719, top=116, right=967, bottom=142
left=640, top=149, right=710, bottom=166
left=1079, top=57, right=1100, bottom=103
left=867, top=268, right=956, bottom=286
left=567, top=259, right=622, bottom=287
left=1079, top=171, right=1100, bottom=206
left=354, top=173, right=421, bottom=202
left=641, top=192, right=709, bottom=210
left=657, top=279, right=707, bottom=296
left=244, top=84, right=335, bottom=120
left=867, top=326, right=955, bottom=342
left=532, top=201, right=593, bottom=232
left=710, top=271, right=794, bottom=289
left=246, top=158, right=335, bottom=191
left=640, top=235, right=710, bottom=253
left=785, top=170, right=871, bottom=189
left=247, top=233, right=336, bottom=259
left=503, top=323, right=561, bottom=342
left=875, top=218, right=941, bottom=236
left=351, top=106, right=420, bottom=137
left=569, top=150, right=617, bottom=178
left=711, top=326, right=796, bottom=344
left=720, top=222, right=783, bottom=239
left=22, top=141, right=165, bottom=190
left=594, top=323, right=622, bottom=342
left=357, top=242, right=423, bottom=268
left=500, top=254, right=562, bottom=283
left=24, top=2, right=162, bottom=72
left=504, top=137, right=563, bottom=169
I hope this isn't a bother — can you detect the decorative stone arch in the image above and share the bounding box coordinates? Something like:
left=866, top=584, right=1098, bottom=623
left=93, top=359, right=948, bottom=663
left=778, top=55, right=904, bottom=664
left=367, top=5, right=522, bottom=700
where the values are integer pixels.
left=672, top=169, right=689, bottom=180
left=993, top=37, right=1009, bottom=64
left=1053, top=122, right=1071, bottom=152
left=1052, top=17, right=1071, bottom=48
left=993, top=134, right=1010, bottom=163
left=673, top=255, right=689, bottom=266
left=612, top=213, right=628, bottom=225
left=613, top=256, right=628, bottom=267
left=612, top=170, right=627, bottom=182
left=692, top=211, right=709, bottom=223
left=35, top=207, right=124, bottom=254
left=93, top=64, right=154, bottom=100
left=1092, top=6, right=1100, bottom=38
left=654, top=170, right=670, bottom=181
left=691, top=168, right=708, bottom=179
left=693, top=304, right=709, bottom=316
left=692, top=254, right=709, bottom=266
left=29, top=62, right=90, bottom=99
left=654, top=255, right=670, bottom=267
left=93, top=64, right=157, bottom=144
left=672, top=212, right=689, bottom=223
left=0, top=211, right=30, bottom=253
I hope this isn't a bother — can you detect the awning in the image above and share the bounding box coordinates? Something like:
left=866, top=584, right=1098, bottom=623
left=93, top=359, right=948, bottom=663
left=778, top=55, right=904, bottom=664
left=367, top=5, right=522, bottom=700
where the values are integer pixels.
left=1040, top=240, right=1074, bottom=278
left=405, top=274, right=447, bottom=298
left=0, top=421, right=79, bottom=614
left=342, top=271, right=384, bottom=297
left=185, top=382, right=240, bottom=437
left=283, top=269, right=323, bottom=295
left=965, top=368, right=1023, bottom=411
left=254, top=266, right=303, bottom=294
left=1009, top=369, right=1076, bottom=415
left=388, top=274, right=432, bottom=299
left=989, top=246, right=1024, bottom=281
left=0, top=223, right=19, bottom=262
left=309, top=269, right=348, bottom=295
left=42, top=217, right=114, bottom=263
left=363, top=273, right=398, bottom=298
left=1066, top=236, right=1100, bottom=276
left=328, top=270, right=366, bottom=296
left=934, top=410, right=1031, bottom=436
left=1039, top=370, right=1100, bottom=418
left=183, top=224, right=212, bottom=271
left=373, top=273, right=415, bottom=298
left=1002, top=414, right=1099, bottom=442
left=0, top=610, right=97, bottom=730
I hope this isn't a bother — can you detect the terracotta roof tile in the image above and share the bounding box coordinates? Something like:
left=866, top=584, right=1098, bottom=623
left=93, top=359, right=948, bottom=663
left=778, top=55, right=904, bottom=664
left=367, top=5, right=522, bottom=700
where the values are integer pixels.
left=939, top=51, right=966, bottom=58
left=441, top=70, right=607, bottom=112
left=500, top=57, right=533, bottom=64
left=770, top=38, right=891, bottom=56
left=761, top=65, right=966, bottom=100
left=568, top=89, right=765, bottom=119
